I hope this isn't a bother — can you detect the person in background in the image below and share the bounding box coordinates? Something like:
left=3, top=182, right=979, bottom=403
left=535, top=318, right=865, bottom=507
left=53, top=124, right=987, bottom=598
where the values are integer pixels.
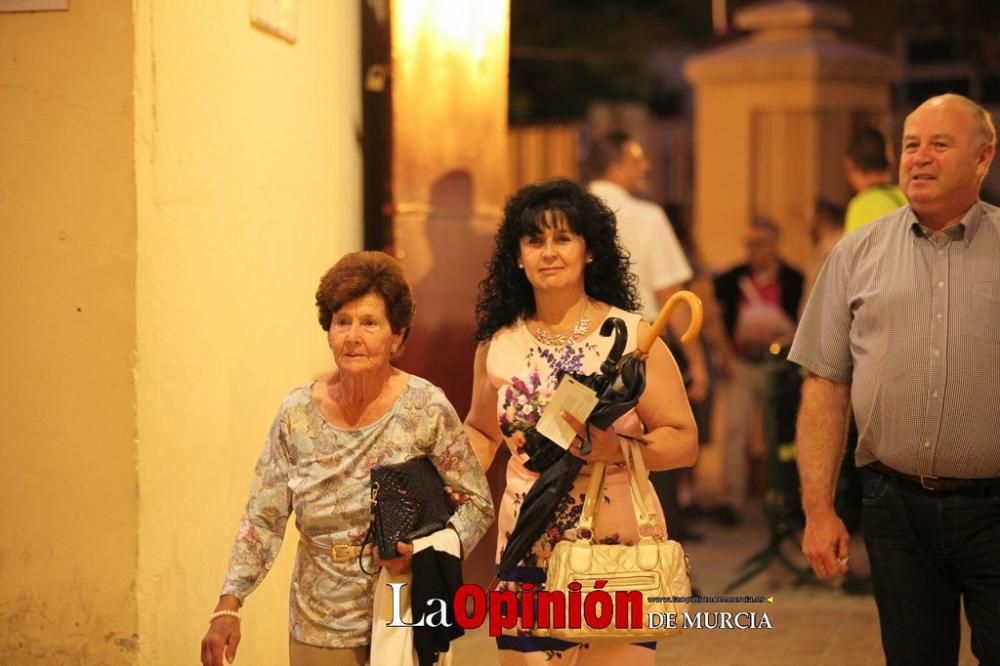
left=587, top=131, right=710, bottom=404
left=587, top=133, right=710, bottom=542
left=659, top=203, right=733, bottom=538
left=843, top=127, right=907, bottom=234
left=803, top=198, right=845, bottom=302
left=713, top=220, right=804, bottom=525
left=464, top=179, right=697, bottom=665
left=200, top=251, right=493, bottom=666
left=792, top=93, right=1000, bottom=664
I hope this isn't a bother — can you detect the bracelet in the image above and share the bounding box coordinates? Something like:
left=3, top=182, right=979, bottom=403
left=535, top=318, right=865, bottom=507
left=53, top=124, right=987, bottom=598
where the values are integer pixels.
left=209, top=609, right=240, bottom=624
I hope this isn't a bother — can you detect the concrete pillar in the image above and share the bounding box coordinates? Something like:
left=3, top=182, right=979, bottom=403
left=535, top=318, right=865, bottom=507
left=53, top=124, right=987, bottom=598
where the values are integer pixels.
left=389, top=1, right=509, bottom=417
left=386, top=1, right=510, bottom=588
left=684, top=0, right=897, bottom=270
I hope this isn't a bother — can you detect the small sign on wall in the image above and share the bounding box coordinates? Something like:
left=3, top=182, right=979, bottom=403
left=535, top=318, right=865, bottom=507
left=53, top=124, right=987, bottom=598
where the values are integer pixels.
left=250, top=0, right=298, bottom=43
left=0, top=0, right=67, bottom=10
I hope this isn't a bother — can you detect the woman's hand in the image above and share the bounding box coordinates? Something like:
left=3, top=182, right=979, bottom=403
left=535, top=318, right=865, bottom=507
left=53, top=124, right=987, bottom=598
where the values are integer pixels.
left=444, top=485, right=470, bottom=509
left=560, top=410, right=643, bottom=463
left=373, top=541, right=414, bottom=576
left=201, top=596, right=241, bottom=666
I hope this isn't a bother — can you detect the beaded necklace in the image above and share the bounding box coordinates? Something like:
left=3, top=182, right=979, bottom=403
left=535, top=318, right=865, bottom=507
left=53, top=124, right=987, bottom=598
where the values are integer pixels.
left=533, top=300, right=590, bottom=346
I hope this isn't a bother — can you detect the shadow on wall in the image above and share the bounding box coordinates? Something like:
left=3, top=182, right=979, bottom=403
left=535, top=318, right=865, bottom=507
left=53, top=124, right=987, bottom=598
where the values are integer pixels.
left=398, top=169, right=492, bottom=420
left=396, top=169, right=504, bottom=587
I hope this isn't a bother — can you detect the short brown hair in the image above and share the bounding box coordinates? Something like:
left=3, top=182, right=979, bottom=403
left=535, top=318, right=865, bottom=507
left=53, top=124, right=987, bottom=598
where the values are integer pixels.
left=315, top=251, right=414, bottom=339
left=751, top=217, right=781, bottom=239
left=586, top=130, right=632, bottom=181
left=847, top=127, right=891, bottom=172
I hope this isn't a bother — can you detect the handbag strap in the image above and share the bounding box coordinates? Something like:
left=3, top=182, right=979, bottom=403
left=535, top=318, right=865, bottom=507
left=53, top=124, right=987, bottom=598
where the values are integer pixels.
left=575, top=438, right=660, bottom=539
left=359, top=484, right=380, bottom=575
left=576, top=460, right=608, bottom=536
left=619, top=437, right=662, bottom=537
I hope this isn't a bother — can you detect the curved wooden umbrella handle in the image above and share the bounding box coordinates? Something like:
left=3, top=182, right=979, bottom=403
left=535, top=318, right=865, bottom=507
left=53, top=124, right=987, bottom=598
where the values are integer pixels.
left=637, top=290, right=704, bottom=357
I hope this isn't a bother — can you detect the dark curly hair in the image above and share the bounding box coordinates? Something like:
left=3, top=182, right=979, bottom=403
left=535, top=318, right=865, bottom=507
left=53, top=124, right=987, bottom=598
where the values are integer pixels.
left=315, top=251, right=414, bottom=344
left=474, top=178, right=639, bottom=342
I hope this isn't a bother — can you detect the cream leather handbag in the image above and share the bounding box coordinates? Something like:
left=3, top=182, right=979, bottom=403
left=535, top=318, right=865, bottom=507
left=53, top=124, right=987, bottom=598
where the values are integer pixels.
left=538, top=438, right=691, bottom=643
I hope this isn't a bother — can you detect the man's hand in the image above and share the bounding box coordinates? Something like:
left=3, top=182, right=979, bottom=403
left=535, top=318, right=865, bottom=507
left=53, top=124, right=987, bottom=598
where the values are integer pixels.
left=796, top=374, right=852, bottom=579
left=802, top=508, right=850, bottom=579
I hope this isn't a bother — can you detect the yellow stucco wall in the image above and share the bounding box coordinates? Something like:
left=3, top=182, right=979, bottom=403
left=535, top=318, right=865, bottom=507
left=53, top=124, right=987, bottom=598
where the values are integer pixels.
left=0, top=4, right=139, bottom=664
left=132, top=2, right=360, bottom=664
left=1, top=2, right=359, bottom=664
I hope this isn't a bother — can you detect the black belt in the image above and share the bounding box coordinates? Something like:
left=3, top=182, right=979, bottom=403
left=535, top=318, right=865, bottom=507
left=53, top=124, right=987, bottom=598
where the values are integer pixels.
left=868, top=461, right=1000, bottom=492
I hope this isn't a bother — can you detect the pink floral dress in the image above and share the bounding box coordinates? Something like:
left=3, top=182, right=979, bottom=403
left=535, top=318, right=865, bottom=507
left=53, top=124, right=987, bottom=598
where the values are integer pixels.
left=486, top=307, right=667, bottom=664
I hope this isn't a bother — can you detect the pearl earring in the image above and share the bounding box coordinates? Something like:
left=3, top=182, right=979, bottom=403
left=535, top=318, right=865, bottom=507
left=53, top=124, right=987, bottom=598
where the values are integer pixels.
left=518, top=263, right=524, bottom=268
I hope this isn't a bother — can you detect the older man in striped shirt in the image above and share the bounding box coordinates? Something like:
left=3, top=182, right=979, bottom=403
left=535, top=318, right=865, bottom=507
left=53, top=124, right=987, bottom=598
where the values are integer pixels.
left=790, top=93, right=1000, bottom=665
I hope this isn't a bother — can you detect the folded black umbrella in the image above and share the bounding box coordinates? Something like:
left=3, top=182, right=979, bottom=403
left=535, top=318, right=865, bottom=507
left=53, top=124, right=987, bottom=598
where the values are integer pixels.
left=493, top=292, right=704, bottom=586
left=522, top=317, right=634, bottom=471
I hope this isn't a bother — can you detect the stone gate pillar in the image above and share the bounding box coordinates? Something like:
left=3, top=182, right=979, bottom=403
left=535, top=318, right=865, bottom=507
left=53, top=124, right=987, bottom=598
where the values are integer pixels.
left=684, top=0, right=897, bottom=269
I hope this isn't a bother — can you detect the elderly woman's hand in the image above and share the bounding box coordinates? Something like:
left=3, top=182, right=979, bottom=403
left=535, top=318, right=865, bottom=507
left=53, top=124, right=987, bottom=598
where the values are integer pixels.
left=444, top=485, right=470, bottom=509
left=201, top=595, right=241, bottom=666
left=373, top=541, right=414, bottom=575
left=560, top=410, right=644, bottom=463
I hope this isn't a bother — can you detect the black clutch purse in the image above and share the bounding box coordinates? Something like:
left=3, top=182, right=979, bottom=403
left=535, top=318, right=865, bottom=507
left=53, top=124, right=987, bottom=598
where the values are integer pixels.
left=360, top=456, right=453, bottom=574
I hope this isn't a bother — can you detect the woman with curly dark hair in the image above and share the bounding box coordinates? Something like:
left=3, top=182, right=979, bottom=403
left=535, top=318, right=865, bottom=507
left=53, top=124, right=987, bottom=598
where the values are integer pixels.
left=474, top=179, right=641, bottom=343
left=464, top=179, right=698, bottom=664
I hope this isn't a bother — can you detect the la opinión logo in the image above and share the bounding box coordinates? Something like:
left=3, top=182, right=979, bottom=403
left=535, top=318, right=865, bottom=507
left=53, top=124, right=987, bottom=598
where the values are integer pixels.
left=387, top=580, right=646, bottom=636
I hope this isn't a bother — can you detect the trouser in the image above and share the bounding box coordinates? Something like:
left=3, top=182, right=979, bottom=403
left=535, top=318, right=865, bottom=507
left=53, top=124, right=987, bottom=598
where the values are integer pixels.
left=289, top=637, right=368, bottom=666
left=722, top=358, right=771, bottom=507
left=861, top=466, right=1000, bottom=665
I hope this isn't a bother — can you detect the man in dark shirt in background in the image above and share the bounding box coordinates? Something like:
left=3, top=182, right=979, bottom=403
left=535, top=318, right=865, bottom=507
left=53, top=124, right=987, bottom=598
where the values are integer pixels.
left=714, top=220, right=803, bottom=524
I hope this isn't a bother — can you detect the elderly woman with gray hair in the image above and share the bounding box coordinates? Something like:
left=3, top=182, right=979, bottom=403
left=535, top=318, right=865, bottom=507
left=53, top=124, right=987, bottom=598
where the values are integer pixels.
left=200, top=251, right=493, bottom=666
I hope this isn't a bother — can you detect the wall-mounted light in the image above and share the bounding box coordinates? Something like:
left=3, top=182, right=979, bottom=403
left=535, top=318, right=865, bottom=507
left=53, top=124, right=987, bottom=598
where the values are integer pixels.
left=395, top=0, right=506, bottom=65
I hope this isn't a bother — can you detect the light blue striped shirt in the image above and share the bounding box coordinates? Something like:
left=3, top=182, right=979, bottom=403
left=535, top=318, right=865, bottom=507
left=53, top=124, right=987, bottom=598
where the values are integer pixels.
left=790, top=201, right=1000, bottom=478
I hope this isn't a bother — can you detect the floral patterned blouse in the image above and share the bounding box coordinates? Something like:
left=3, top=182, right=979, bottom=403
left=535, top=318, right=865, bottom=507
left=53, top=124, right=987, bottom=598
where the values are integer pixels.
left=219, top=374, right=493, bottom=648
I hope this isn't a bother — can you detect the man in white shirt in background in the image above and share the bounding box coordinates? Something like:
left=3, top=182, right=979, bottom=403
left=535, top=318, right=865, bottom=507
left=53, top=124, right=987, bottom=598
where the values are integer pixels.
left=588, top=130, right=708, bottom=398
left=589, top=130, right=709, bottom=541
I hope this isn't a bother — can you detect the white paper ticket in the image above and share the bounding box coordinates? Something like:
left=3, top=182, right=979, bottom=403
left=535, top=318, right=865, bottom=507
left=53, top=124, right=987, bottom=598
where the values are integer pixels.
left=535, top=375, right=599, bottom=449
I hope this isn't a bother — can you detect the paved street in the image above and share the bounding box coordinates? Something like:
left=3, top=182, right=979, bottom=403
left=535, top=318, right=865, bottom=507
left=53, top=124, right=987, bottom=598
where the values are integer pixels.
left=452, top=506, right=977, bottom=665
